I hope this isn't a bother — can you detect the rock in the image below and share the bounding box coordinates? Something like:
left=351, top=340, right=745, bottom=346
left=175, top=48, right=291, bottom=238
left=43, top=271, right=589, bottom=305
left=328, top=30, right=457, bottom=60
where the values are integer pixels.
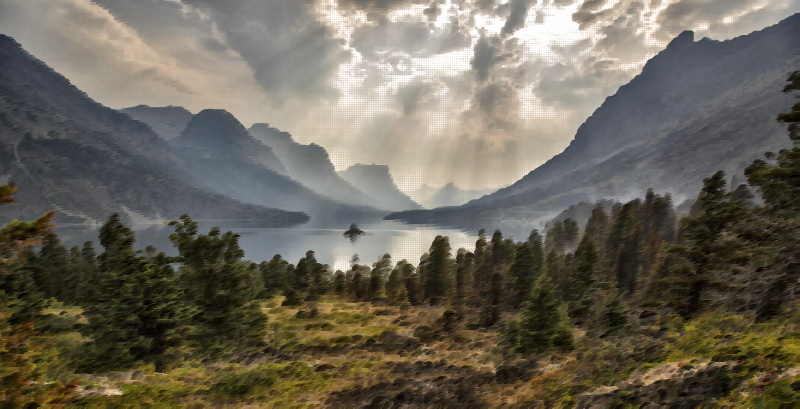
left=130, top=370, right=145, bottom=381
left=352, top=334, right=365, bottom=341
left=315, top=364, right=337, bottom=372
left=576, top=361, right=742, bottom=408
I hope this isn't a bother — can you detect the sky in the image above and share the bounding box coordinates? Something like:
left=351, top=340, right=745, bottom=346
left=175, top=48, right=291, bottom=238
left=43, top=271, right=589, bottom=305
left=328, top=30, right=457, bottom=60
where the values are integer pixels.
left=1, top=0, right=798, bottom=195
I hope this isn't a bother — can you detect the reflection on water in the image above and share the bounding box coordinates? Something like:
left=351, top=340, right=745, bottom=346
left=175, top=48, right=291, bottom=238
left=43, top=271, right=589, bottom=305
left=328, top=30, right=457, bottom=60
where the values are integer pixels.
left=54, top=219, right=479, bottom=271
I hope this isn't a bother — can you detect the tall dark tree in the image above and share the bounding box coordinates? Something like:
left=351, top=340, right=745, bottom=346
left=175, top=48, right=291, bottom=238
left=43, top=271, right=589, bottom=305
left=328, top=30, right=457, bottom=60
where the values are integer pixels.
left=426, top=236, right=452, bottom=306
left=508, top=242, right=538, bottom=310
left=81, top=214, right=189, bottom=371
left=568, top=235, right=599, bottom=322
left=516, top=274, right=574, bottom=355
left=168, top=215, right=266, bottom=357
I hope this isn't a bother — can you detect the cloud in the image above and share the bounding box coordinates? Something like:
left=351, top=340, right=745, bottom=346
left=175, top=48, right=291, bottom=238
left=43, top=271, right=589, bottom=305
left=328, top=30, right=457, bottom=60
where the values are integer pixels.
left=396, top=81, right=439, bottom=115
left=350, top=15, right=471, bottom=60
left=337, top=0, right=428, bottom=11
left=180, top=0, right=351, bottom=106
left=501, top=0, right=537, bottom=38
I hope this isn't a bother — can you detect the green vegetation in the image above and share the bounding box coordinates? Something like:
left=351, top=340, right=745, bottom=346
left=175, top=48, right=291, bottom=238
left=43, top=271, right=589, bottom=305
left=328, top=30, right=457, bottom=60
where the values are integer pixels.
left=0, top=73, right=796, bottom=407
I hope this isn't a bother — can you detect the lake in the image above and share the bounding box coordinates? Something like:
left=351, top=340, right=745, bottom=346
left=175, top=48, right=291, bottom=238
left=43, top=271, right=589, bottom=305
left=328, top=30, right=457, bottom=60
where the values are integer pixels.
left=54, top=219, right=479, bottom=271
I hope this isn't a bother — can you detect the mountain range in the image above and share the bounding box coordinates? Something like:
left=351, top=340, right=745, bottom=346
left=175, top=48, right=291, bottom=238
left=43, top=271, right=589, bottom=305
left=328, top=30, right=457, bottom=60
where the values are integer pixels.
left=416, top=183, right=500, bottom=209
left=0, top=34, right=307, bottom=228
left=386, top=13, right=800, bottom=239
left=338, top=164, right=423, bottom=213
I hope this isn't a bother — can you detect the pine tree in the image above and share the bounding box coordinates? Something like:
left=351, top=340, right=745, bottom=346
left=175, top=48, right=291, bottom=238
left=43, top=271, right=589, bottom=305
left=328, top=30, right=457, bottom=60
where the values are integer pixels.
left=568, top=235, right=599, bottom=322
left=79, top=214, right=148, bottom=371
left=259, top=255, right=289, bottom=298
left=33, top=233, right=69, bottom=301
left=508, top=242, right=537, bottom=309
left=594, top=289, right=629, bottom=337
left=426, top=235, right=452, bottom=306
left=281, top=287, right=304, bottom=307
left=453, top=251, right=474, bottom=306
left=332, top=270, right=347, bottom=296
left=168, top=215, right=267, bottom=357
left=516, top=275, right=574, bottom=355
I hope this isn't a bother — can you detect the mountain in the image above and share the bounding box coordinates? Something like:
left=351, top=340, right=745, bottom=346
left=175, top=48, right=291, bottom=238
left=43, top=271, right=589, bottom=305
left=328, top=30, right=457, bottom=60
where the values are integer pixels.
left=248, top=123, right=379, bottom=207
left=0, top=34, right=308, bottom=228
left=386, top=14, right=800, bottom=239
left=172, top=110, right=385, bottom=225
left=422, top=183, right=499, bottom=209
left=118, top=105, right=194, bottom=142
left=338, top=164, right=423, bottom=212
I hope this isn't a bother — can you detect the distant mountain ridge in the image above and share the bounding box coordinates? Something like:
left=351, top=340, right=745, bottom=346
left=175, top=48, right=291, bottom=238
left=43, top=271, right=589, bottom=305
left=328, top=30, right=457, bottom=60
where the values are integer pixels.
left=119, top=105, right=194, bottom=142
left=0, top=34, right=308, bottom=228
left=248, top=123, right=380, bottom=207
left=339, top=164, right=423, bottom=212
left=172, top=110, right=386, bottom=225
left=386, top=13, right=800, bottom=239
left=421, top=183, right=499, bottom=209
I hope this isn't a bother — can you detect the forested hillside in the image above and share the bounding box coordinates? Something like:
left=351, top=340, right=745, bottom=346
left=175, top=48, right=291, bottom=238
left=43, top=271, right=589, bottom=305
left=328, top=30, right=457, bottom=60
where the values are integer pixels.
left=0, top=72, right=796, bottom=407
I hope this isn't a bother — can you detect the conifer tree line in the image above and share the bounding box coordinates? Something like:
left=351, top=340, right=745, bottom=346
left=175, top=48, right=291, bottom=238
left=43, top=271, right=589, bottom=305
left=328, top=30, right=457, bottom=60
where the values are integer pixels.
left=0, top=72, right=796, bottom=381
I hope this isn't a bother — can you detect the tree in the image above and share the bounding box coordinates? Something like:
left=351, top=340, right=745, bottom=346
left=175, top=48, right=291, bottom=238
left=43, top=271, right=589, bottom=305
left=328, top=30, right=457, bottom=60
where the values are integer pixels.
left=508, top=242, right=537, bottom=309
left=332, top=270, right=347, bottom=296
left=425, top=235, right=452, bottom=306
left=80, top=214, right=190, bottom=372
left=670, top=171, right=747, bottom=319
left=568, top=235, right=599, bottom=322
left=259, top=255, right=289, bottom=298
left=516, top=275, right=574, bottom=355
left=594, top=289, right=629, bottom=337
left=168, top=215, right=266, bottom=357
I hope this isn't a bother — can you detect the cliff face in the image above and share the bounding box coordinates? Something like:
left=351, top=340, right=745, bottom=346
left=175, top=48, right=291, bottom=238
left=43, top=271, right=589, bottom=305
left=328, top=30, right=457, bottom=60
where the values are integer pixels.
left=0, top=35, right=308, bottom=228
left=339, top=164, right=422, bottom=212
left=248, top=123, right=379, bottom=208
left=386, top=14, right=800, bottom=238
left=174, top=111, right=385, bottom=225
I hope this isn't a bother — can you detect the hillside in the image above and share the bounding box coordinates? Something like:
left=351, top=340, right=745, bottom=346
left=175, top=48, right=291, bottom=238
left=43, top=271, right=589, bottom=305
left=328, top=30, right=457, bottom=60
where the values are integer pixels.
left=0, top=35, right=308, bottom=228
left=173, top=110, right=385, bottom=225
left=386, top=13, right=800, bottom=239
left=118, top=105, right=194, bottom=143
left=339, top=164, right=423, bottom=212
left=248, top=124, right=380, bottom=208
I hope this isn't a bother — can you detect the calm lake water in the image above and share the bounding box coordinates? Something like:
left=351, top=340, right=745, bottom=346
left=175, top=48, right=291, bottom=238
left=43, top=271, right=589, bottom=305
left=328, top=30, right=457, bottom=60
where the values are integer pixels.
left=54, top=219, right=479, bottom=271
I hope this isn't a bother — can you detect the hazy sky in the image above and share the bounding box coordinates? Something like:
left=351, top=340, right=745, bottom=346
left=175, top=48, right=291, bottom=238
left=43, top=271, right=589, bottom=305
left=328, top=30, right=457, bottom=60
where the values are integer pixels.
left=1, top=0, right=798, bottom=193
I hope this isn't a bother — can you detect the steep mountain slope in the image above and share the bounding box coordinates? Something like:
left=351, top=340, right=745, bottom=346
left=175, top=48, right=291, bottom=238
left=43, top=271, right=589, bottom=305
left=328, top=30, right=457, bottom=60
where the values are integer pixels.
left=0, top=35, right=308, bottom=228
left=173, top=110, right=385, bottom=225
left=339, top=164, right=423, bottom=212
left=248, top=123, right=379, bottom=207
left=386, top=14, right=800, bottom=239
left=118, top=105, right=194, bottom=142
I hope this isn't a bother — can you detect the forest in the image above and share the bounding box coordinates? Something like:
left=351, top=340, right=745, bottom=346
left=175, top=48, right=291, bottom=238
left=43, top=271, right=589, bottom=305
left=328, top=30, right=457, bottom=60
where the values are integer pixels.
left=0, top=73, right=797, bottom=407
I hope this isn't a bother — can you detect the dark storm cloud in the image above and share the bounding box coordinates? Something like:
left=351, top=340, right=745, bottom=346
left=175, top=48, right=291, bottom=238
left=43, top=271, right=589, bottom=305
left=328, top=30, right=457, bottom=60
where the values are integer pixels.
left=423, top=1, right=441, bottom=21
left=472, top=38, right=499, bottom=82
left=180, top=0, right=351, bottom=105
left=350, top=16, right=470, bottom=60
left=501, top=0, right=537, bottom=38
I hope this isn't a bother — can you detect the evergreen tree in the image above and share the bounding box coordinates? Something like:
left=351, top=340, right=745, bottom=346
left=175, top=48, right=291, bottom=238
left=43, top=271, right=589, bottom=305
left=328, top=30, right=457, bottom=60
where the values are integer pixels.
left=568, top=235, right=599, bottom=322
left=259, top=255, right=289, bottom=298
left=332, top=270, right=347, bottom=296
left=281, top=287, right=304, bottom=307
left=81, top=214, right=190, bottom=372
left=563, top=218, right=580, bottom=251
left=426, top=235, right=452, bottom=306
left=168, top=215, right=267, bottom=357
left=453, top=251, right=474, bottom=306
left=508, top=242, right=537, bottom=309
left=516, top=275, right=574, bottom=355
left=594, top=289, right=629, bottom=337
left=33, top=233, right=69, bottom=301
